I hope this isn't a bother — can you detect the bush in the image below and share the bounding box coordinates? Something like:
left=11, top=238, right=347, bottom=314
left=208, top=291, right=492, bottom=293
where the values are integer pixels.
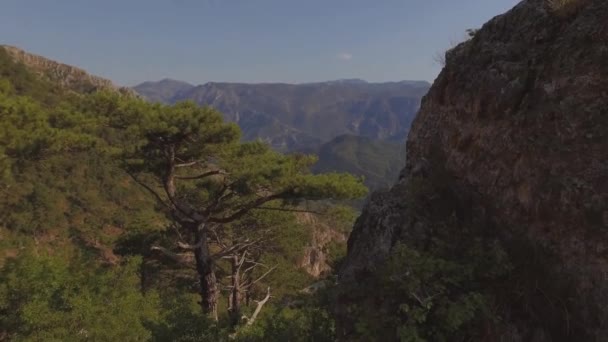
left=0, top=253, right=160, bottom=341
left=235, top=306, right=336, bottom=342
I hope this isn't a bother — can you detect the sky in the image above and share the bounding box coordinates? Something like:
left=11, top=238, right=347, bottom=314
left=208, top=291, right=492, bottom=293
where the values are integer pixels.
left=1, top=0, right=520, bottom=86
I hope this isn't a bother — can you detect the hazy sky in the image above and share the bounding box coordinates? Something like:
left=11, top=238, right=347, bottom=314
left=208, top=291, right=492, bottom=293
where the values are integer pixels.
left=2, top=0, right=520, bottom=86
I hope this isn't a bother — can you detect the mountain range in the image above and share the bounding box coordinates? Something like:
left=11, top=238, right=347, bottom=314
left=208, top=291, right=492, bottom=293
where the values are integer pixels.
left=1, top=44, right=430, bottom=191
left=134, top=79, right=429, bottom=153
left=135, top=78, right=429, bottom=190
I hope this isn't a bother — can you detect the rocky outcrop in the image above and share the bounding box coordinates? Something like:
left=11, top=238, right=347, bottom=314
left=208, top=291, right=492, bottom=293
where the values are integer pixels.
left=340, top=0, right=607, bottom=340
left=295, top=212, right=347, bottom=278
left=1, top=45, right=134, bottom=95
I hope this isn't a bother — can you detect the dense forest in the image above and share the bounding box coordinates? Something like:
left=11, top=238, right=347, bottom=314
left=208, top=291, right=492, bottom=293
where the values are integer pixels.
left=0, top=47, right=369, bottom=341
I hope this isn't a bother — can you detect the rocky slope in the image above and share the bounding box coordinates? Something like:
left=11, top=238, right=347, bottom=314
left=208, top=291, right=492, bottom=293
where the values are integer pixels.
left=340, top=0, right=608, bottom=340
left=134, top=79, right=430, bottom=152
left=1, top=45, right=133, bottom=95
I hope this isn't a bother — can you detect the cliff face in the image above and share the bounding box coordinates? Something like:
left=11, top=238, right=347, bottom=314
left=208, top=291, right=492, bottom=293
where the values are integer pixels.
left=340, top=0, right=608, bottom=339
left=295, top=212, right=347, bottom=278
left=1, top=45, right=133, bottom=95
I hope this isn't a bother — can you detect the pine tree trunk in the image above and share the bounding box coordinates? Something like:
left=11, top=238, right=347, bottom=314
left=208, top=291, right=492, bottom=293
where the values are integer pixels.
left=193, top=224, right=219, bottom=321
left=228, top=254, right=242, bottom=327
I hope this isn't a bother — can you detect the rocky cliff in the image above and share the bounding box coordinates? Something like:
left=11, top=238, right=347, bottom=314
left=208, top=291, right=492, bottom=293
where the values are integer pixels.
left=1, top=45, right=133, bottom=95
left=295, top=212, right=348, bottom=278
left=340, top=0, right=607, bottom=340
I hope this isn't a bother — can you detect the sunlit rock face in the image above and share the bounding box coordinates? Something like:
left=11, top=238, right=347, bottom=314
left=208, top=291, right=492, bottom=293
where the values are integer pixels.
left=340, top=0, right=608, bottom=340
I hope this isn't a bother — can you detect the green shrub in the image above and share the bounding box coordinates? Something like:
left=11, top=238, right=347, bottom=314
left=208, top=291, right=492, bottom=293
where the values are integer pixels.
left=0, top=253, right=160, bottom=341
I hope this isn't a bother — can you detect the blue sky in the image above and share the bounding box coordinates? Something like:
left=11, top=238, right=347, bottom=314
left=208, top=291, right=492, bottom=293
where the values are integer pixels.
left=1, top=0, right=519, bottom=86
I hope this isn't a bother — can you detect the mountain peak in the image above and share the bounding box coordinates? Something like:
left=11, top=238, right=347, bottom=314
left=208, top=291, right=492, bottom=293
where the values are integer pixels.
left=133, top=78, right=195, bottom=103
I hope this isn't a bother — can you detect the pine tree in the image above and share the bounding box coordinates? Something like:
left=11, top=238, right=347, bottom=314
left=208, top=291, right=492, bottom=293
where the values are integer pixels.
left=118, top=100, right=367, bottom=320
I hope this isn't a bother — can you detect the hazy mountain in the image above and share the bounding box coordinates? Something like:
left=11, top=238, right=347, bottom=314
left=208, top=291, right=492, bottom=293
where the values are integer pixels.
left=133, top=78, right=194, bottom=103
left=134, top=79, right=430, bottom=152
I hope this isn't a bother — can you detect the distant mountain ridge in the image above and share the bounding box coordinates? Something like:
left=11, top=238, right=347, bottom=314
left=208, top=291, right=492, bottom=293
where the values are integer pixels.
left=132, top=78, right=194, bottom=103
left=134, top=78, right=430, bottom=152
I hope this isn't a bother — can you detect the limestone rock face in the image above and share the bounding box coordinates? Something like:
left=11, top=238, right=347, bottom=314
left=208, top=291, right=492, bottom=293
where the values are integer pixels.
left=340, top=0, right=608, bottom=339
left=1, top=45, right=134, bottom=95
left=295, top=212, right=347, bottom=278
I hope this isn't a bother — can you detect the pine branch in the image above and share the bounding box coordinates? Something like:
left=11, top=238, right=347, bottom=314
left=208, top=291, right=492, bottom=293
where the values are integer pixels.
left=208, top=192, right=288, bottom=224
left=126, top=171, right=170, bottom=209
left=175, top=170, right=226, bottom=180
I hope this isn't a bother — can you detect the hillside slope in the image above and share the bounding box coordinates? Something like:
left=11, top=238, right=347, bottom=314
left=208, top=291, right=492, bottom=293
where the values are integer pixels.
left=339, top=0, right=608, bottom=340
left=1, top=45, right=134, bottom=95
left=312, top=135, right=405, bottom=191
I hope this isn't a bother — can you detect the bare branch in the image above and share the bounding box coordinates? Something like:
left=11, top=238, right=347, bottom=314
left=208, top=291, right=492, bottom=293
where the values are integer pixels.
left=242, top=261, right=269, bottom=275
left=210, top=239, right=262, bottom=260
left=176, top=240, right=204, bottom=250
left=211, top=229, right=227, bottom=249
left=236, top=251, right=248, bottom=273
left=253, top=206, right=322, bottom=215
left=243, top=287, right=271, bottom=326
left=151, top=246, right=195, bottom=268
left=249, top=266, right=277, bottom=287
left=175, top=160, right=203, bottom=168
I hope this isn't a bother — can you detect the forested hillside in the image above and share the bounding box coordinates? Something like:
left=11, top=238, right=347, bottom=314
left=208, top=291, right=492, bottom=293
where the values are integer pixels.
left=312, top=134, right=406, bottom=191
left=0, top=46, right=366, bottom=341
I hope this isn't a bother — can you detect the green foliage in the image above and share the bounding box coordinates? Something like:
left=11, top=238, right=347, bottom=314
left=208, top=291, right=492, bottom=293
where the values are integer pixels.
left=0, top=252, right=160, bottom=341
left=340, top=243, right=497, bottom=341
left=235, top=306, right=336, bottom=342
left=0, top=47, right=62, bottom=104
left=337, top=170, right=513, bottom=341
left=149, top=293, right=227, bottom=342
left=313, top=134, right=405, bottom=191
left=0, top=59, right=163, bottom=243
